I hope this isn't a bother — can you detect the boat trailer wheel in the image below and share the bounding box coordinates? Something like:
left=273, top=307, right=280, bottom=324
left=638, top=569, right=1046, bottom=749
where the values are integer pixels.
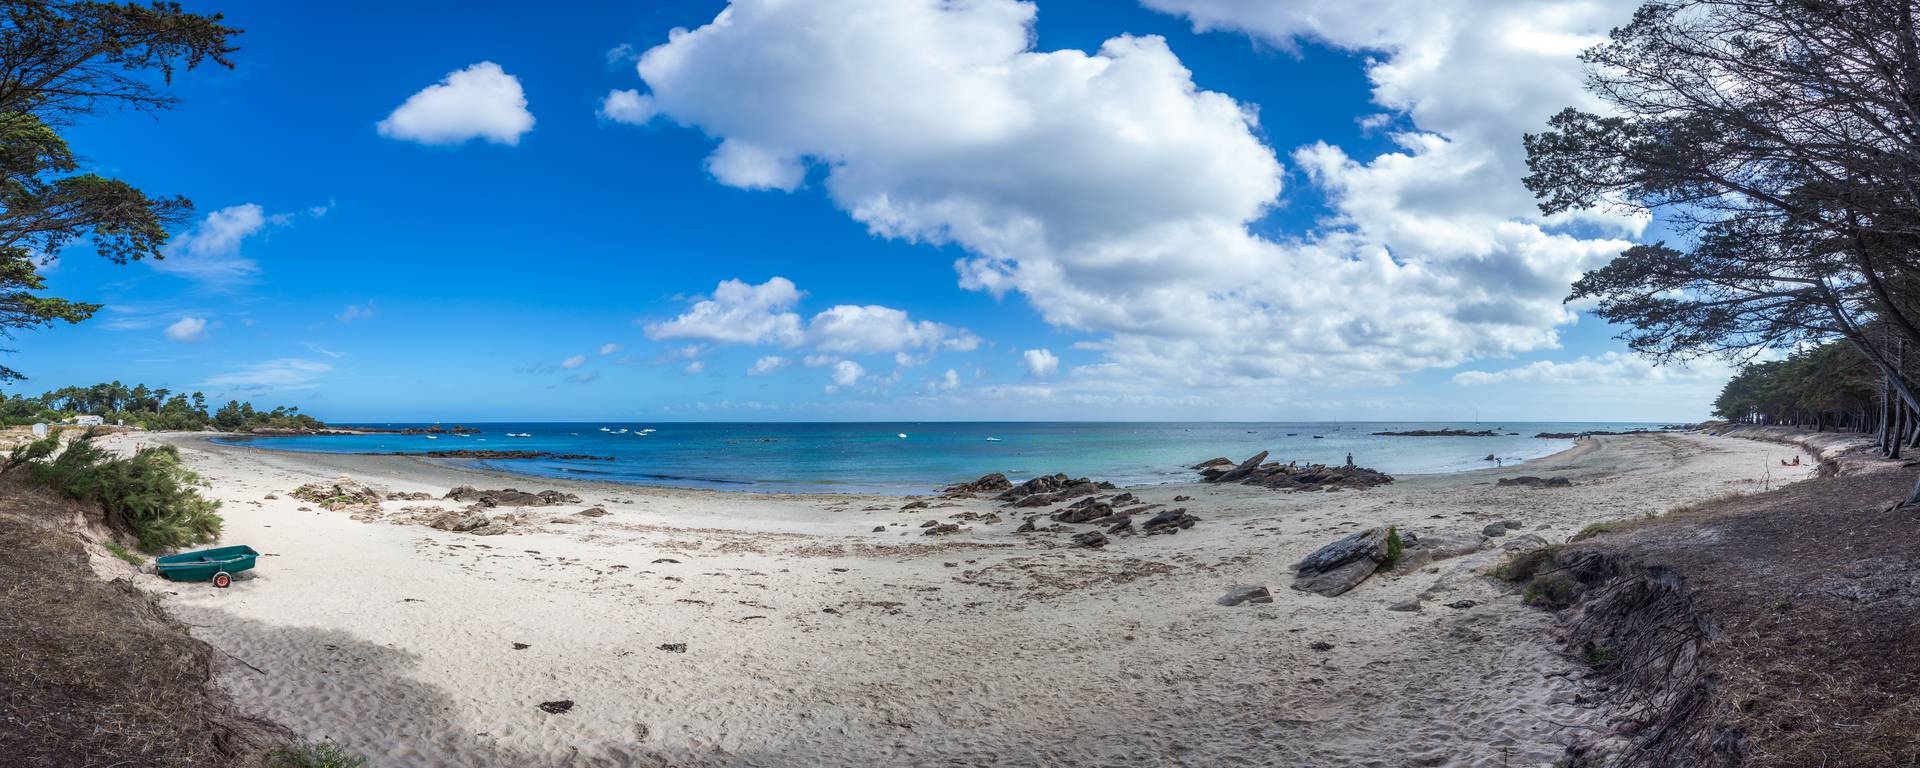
left=212, top=571, right=232, bottom=588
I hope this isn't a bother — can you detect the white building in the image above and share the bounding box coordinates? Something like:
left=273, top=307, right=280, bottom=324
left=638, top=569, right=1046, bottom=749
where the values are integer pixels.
left=70, top=415, right=104, bottom=427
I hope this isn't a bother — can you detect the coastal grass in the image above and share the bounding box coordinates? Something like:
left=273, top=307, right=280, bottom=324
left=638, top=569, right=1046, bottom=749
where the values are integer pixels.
left=1376, top=528, right=1404, bottom=572
left=103, top=539, right=143, bottom=566
left=263, top=740, right=368, bottom=768
left=8, top=436, right=221, bottom=552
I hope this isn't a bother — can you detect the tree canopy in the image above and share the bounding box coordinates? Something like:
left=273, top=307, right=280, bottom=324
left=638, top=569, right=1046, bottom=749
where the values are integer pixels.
left=0, top=2, right=240, bottom=381
left=1, top=379, right=324, bottom=432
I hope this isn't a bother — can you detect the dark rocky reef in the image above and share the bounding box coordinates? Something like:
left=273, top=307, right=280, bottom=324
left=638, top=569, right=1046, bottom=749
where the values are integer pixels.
left=1194, top=451, right=1393, bottom=492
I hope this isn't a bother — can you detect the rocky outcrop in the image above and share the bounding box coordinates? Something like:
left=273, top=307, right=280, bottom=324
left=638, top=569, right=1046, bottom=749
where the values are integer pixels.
left=994, top=474, right=1115, bottom=507
left=943, top=473, right=1013, bottom=495
left=1051, top=498, right=1113, bottom=524
left=1141, top=507, right=1198, bottom=534
left=288, top=476, right=384, bottom=511
left=1197, top=452, right=1393, bottom=492
left=1292, top=526, right=1396, bottom=597
left=442, top=486, right=581, bottom=507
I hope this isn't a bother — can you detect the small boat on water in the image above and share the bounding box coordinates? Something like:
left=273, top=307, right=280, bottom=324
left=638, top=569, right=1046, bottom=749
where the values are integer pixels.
left=507, top=432, right=531, bottom=438
left=599, top=427, right=611, bottom=432
left=985, top=437, right=1001, bottom=442
left=898, top=433, right=908, bottom=439
left=424, top=435, right=438, bottom=440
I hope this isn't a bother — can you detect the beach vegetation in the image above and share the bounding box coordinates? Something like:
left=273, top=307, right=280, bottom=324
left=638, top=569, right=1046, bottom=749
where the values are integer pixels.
left=1493, top=545, right=1558, bottom=584
left=1522, top=573, right=1579, bottom=609
left=101, top=539, right=141, bottom=566
left=263, top=740, right=368, bottom=768
left=1376, top=527, right=1404, bottom=572
left=0, top=2, right=241, bottom=382
left=10, top=436, right=221, bottom=552
left=1582, top=642, right=1617, bottom=668
left=0, top=381, right=325, bottom=432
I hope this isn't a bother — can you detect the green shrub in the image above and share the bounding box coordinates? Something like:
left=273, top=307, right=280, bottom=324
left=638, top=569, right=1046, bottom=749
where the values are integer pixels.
left=17, top=439, right=221, bottom=552
left=1376, top=527, right=1404, bottom=572
left=1522, top=573, right=1579, bottom=609
left=263, top=740, right=367, bottom=768
left=1494, top=545, right=1558, bottom=583
left=1583, top=642, right=1617, bottom=668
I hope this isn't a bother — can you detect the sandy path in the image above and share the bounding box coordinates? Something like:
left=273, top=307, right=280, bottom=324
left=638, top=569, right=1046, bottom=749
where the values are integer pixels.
left=115, top=431, right=1799, bottom=767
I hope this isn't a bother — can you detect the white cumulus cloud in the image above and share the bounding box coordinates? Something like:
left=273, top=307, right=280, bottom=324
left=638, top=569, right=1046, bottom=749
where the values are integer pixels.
left=157, top=204, right=267, bottom=283
left=599, top=88, right=658, bottom=125
left=646, top=276, right=980, bottom=359
left=831, top=359, right=865, bottom=387
left=164, top=316, right=208, bottom=342
left=378, top=61, right=535, bottom=146
left=614, top=0, right=1649, bottom=399
left=560, top=355, right=588, bottom=369
left=748, top=355, right=789, bottom=375
left=1023, top=348, right=1059, bottom=377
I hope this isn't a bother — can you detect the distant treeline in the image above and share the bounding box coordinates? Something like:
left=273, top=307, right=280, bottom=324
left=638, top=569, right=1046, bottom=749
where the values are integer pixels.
left=0, top=381, right=325, bottom=433
left=1714, top=342, right=1919, bottom=457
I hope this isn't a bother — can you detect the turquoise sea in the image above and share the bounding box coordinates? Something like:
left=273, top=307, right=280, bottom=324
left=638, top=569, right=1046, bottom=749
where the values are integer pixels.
left=217, top=421, right=1672, bottom=495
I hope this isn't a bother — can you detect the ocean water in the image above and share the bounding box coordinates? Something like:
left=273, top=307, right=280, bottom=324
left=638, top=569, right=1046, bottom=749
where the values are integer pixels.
left=214, top=421, right=1670, bottom=495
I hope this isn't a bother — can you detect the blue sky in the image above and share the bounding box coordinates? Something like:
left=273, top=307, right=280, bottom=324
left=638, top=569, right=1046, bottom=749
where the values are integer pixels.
left=20, top=0, right=1729, bottom=422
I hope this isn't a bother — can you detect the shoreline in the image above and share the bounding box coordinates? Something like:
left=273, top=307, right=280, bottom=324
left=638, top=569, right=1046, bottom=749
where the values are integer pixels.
left=110, top=430, right=1800, bottom=766
left=193, top=428, right=1603, bottom=500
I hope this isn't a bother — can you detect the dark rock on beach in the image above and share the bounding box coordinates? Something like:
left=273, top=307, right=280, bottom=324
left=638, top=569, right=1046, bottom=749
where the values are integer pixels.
left=943, top=473, right=1013, bottom=495
left=994, top=474, right=1115, bottom=507
left=1141, top=507, right=1198, bottom=534
left=538, top=700, right=574, bottom=714
left=1292, top=526, right=1395, bottom=597
left=1217, top=585, right=1273, bottom=606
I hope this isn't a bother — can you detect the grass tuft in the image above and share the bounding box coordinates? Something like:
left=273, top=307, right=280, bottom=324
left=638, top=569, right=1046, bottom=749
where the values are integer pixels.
left=9, top=437, right=221, bottom=552
left=263, top=740, right=367, bottom=768
left=102, top=540, right=143, bottom=567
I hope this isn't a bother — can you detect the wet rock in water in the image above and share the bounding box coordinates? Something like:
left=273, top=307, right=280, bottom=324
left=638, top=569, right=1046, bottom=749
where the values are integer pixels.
left=576, top=507, right=611, bottom=517
left=443, top=486, right=581, bottom=507
left=1071, top=531, right=1109, bottom=548
left=1217, top=585, right=1273, bottom=606
left=923, top=523, right=961, bottom=536
left=1496, top=476, right=1573, bottom=489
left=1141, top=507, right=1198, bottom=534
left=1199, top=452, right=1395, bottom=492
left=1483, top=454, right=1497, bottom=461
left=1292, top=526, right=1395, bottom=597
left=943, top=473, right=1012, bottom=495
left=1482, top=523, right=1510, bottom=537
left=538, top=700, right=574, bottom=714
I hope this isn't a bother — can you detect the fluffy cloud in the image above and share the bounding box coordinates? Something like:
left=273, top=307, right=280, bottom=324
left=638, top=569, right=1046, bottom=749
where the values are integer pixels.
left=599, top=88, right=657, bottom=125
left=1452, top=352, right=1729, bottom=387
left=615, top=0, right=1646, bottom=396
left=684, top=360, right=707, bottom=375
left=645, top=276, right=805, bottom=345
left=599, top=343, right=622, bottom=356
left=830, top=359, right=865, bottom=387
left=378, top=62, right=535, bottom=146
left=156, top=204, right=268, bottom=283
left=199, top=358, right=332, bottom=390
left=748, top=355, right=789, bottom=375
left=164, top=316, right=208, bottom=342
left=1023, top=348, right=1059, bottom=377
left=560, top=355, right=588, bottom=369
left=645, top=276, right=979, bottom=359
left=806, top=305, right=979, bottom=354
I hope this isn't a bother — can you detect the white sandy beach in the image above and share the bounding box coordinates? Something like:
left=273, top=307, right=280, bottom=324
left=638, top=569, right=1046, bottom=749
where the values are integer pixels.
left=97, top=431, right=1801, bottom=767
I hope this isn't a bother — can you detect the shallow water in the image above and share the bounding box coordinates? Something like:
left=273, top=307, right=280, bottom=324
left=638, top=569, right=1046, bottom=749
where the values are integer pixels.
left=217, top=421, right=1669, bottom=494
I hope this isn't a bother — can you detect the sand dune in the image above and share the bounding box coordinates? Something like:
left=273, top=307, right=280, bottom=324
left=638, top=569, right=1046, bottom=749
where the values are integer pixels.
left=115, top=431, right=1798, bottom=767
